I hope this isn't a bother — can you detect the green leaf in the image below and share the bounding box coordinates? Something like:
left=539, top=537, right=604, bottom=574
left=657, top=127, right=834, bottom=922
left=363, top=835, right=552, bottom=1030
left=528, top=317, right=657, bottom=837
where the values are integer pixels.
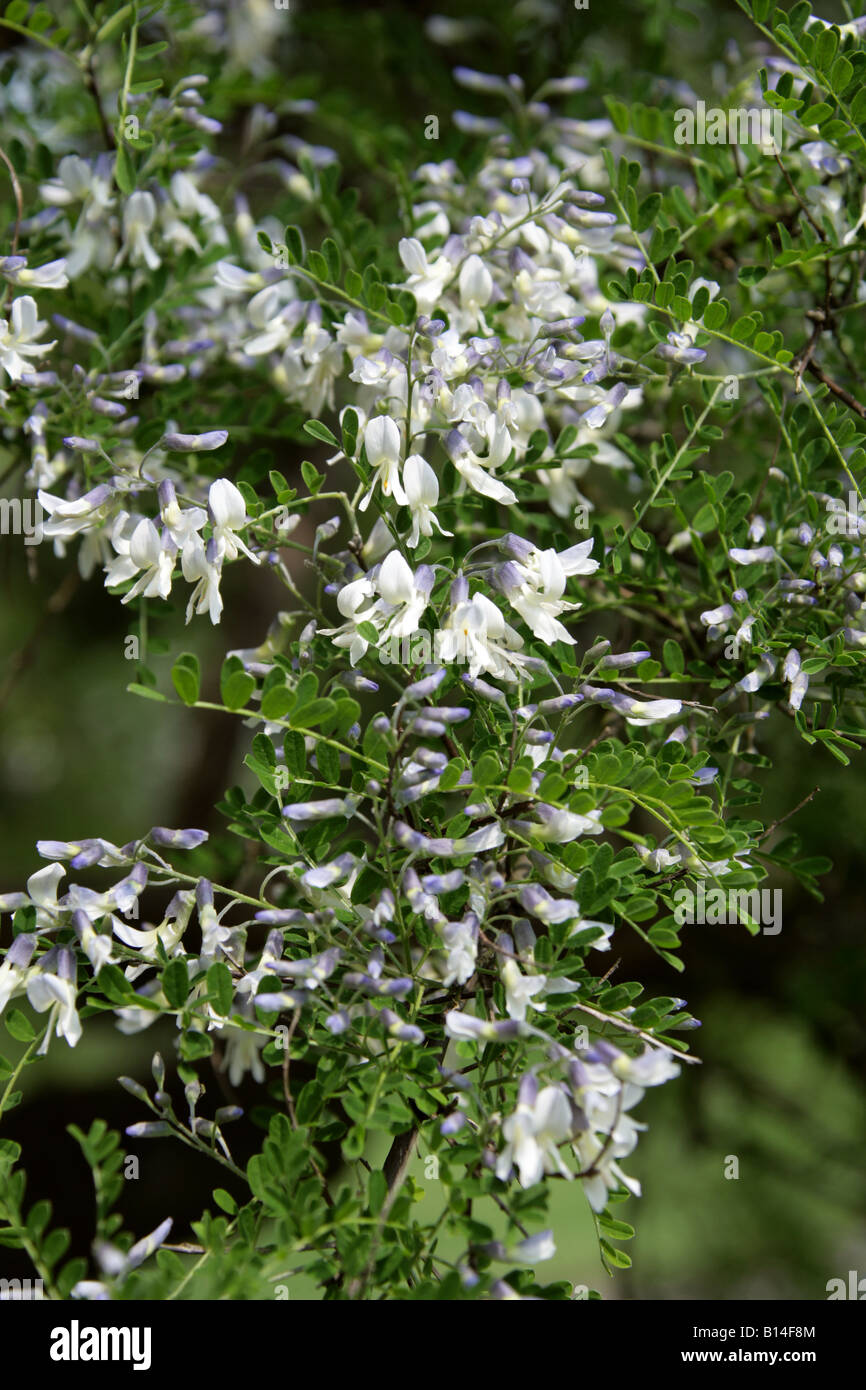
left=285, top=225, right=304, bottom=263
left=368, top=1169, right=387, bottom=1215
left=261, top=685, right=294, bottom=720
left=221, top=664, right=256, bottom=712
left=127, top=681, right=168, bottom=702
left=605, top=97, right=630, bottom=134
left=316, top=740, right=341, bottom=785
left=474, top=753, right=500, bottom=788
left=635, top=193, right=662, bottom=233
left=829, top=55, right=853, bottom=92
left=213, top=1188, right=237, bottom=1216
left=322, top=237, right=342, bottom=281
left=342, top=1124, right=366, bottom=1161
left=207, top=963, right=233, bottom=1017
left=163, top=959, right=190, bottom=1010
left=303, top=420, right=339, bottom=448
left=341, top=407, right=359, bottom=457
left=289, top=698, right=337, bottom=729
left=114, top=142, right=136, bottom=194
left=284, top=731, right=307, bottom=775
left=600, top=1238, right=632, bottom=1269
left=171, top=654, right=200, bottom=707
left=302, top=460, right=323, bottom=493
left=663, top=639, right=684, bottom=675
left=180, top=1030, right=213, bottom=1061
left=97, top=964, right=134, bottom=1005
left=95, top=2, right=134, bottom=42
left=307, top=249, right=329, bottom=281
left=5, top=1009, right=35, bottom=1043
left=703, top=301, right=728, bottom=331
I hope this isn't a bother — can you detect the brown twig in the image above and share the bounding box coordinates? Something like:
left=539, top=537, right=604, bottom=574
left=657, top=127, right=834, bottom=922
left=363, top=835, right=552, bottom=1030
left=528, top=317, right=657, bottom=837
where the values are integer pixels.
left=806, top=361, right=866, bottom=419
left=773, top=150, right=826, bottom=242
left=85, top=56, right=116, bottom=151
left=758, top=786, right=820, bottom=844
left=0, top=142, right=23, bottom=255
left=281, top=1008, right=333, bottom=1207
left=0, top=140, right=24, bottom=311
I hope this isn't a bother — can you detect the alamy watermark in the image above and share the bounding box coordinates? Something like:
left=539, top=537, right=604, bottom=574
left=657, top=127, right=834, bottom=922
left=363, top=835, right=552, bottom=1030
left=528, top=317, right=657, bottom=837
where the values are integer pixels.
left=0, top=497, right=43, bottom=545
left=674, top=100, right=781, bottom=150
left=0, top=1276, right=44, bottom=1299
left=826, top=1270, right=866, bottom=1299
left=673, top=884, right=782, bottom=935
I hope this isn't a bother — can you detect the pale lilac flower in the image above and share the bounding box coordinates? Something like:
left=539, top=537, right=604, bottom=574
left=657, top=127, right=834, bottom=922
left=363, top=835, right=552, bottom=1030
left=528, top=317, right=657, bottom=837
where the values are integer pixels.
left=403, top=454, right=452, bottom=546
left=0, top=296, right=56, bottom=380
left=496, top=1077, right=573, bottom=1187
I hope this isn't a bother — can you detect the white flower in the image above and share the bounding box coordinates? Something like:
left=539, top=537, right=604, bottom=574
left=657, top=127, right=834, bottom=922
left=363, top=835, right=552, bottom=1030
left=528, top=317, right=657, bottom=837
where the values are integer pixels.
left=623, top=698, right=683, bottom=727
left=116, top=518, right=175, bottom=604
left=158, top=480, right=207, bottom=550
left=499, top=538, right=598, bottom=645
left=403, top=454, right=451, bottom=547
left=361, top=415, right=407, bottom=510
left=446, top=419, right=517, bottom=505
left=15, top=863, right=67, bottom=930
left=104, top=511, right=144, bottom=589
left=244, top=285, right=295, bottom=356
left=161, top=171, right=223, bottom=255
left=509, top=1230, right=556, bottom=1264
left=72, top=913, right=115, bottom=975
left=457, top=253, right=493, bottom=328
left=115, top=192, right=161, bottom=271
left=0, top=256, right=69, bottom=290
left=40, top=154, right=115, bottom=277
left=182, top=536, right=224, bottom=624
left=219, top=1023, right=266, bottom=1086
left=501, top=957, right=548, bottom=1021
left=208, top=478, right=259, bottom=564
left=528, top=806, right=603, bottom=842
left=375, top=550, right=432, bottom=643
left=39, top=485, right=114, bottom=549
left=323, top=551, right=432, bottom=663
left=0, top=937, right=36, bottom=1011
left=323, top=573, right=377, bottom=664
left=439, top=919, right=478, bottom=986
left=0, top=296, right=56, bottom=381
left=439, top=588, right=528, bottom=682
left=112, top=892, right=194, bottom=979
left=496, top=1081, right=573, bottom=1187
left=27, top=956, right=82, bottom=1054
left=397, top=236, right=454, bottom=312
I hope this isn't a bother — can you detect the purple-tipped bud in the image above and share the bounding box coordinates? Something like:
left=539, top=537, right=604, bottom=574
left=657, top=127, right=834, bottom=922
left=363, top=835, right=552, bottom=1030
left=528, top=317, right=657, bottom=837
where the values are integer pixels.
left=5, top=934, right=36, bottom=969
left=538, top=693, right=583, bottom=713
left=283, top=798, right=350, bottom=821
left=600, top=650, right=651, bottom=669
left=461, top=675, right=507, bottom=704
left=63, top=436, right=102, bottom=453
left=404, top=667, right=447, bottom=701
left=161, top=431, right=228, bottom=451
left=412, top=705, right=470, bottom=724
left=440, top=1112, right=466, bottom=1135
left=151, top=827, right=208, bottom=849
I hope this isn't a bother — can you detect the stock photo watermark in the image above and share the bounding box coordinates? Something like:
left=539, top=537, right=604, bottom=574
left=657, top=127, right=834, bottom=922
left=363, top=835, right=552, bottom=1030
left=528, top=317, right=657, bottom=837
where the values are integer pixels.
left=674, top=101, right=782, bottom=149
left=673, top=885, right=782, bottom=935
left=0, top=497, right=43, bottom=545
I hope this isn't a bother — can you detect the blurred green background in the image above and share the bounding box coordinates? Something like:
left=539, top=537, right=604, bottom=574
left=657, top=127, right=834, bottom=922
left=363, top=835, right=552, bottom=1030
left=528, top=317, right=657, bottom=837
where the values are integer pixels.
left=1, top=0, right=864, bottom=1299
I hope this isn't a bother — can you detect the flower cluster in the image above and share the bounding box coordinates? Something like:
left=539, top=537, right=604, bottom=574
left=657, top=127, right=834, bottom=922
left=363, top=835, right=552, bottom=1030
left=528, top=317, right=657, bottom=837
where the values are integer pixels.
left=1, top=0, right=863, bottom=1303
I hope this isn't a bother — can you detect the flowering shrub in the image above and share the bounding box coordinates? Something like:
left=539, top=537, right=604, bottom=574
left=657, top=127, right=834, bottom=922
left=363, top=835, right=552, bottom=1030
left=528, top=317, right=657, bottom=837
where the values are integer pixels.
left=0, top=0, right=864, bottom=1300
